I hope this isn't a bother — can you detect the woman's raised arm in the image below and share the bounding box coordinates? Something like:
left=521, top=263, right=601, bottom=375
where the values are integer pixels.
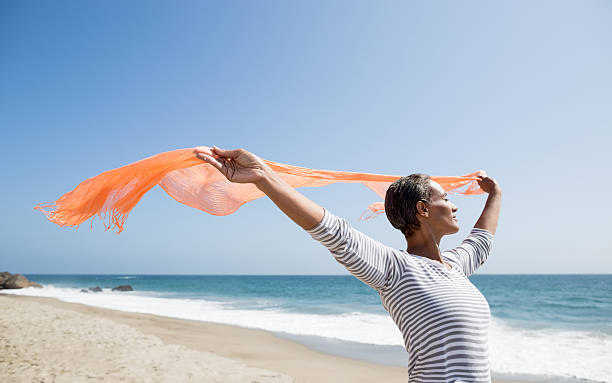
left=474, top=172, right=502, bottom=235
left=195, top=146, right=399, bottom=290
left=194, top=146, right=324, bottom=230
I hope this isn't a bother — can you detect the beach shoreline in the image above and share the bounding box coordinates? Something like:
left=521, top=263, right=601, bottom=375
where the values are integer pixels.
left=1, top=293, right=529, bottom=383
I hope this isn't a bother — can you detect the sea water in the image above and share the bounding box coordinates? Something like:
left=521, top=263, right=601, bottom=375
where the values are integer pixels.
left=4, top=274, right=611, bottom=383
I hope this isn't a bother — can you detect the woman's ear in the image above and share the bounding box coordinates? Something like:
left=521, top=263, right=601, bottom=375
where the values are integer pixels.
left=416, top=200, right=429, bottom=218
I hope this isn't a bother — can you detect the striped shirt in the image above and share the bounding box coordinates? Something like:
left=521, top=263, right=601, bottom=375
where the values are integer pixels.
left=306, top=209, right=494, bottom=383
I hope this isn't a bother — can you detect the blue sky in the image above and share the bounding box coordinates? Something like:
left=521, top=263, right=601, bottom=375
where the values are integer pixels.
left=1, top=1, right=610, bottom=274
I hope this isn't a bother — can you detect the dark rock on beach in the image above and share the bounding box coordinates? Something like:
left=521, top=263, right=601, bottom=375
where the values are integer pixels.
left=0, top=272, right=42, bottom=289
left=112, top=285, right=133, bottom=292
left=80, top=289, right=89, bottom=293
left=88, top=286, right=102, bottom=292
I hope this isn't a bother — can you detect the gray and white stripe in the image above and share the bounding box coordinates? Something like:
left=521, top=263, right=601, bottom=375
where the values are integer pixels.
left=307, top=209, right=494, bottom=383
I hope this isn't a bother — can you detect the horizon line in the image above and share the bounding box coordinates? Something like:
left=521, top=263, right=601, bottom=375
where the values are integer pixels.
left=17, top=272, right=612, bottom=276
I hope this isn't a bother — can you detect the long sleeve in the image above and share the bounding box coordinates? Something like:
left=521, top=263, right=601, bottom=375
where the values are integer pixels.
left=443, top=228, right=494, bottom=277
left=306, top=209, right=399, bottom=290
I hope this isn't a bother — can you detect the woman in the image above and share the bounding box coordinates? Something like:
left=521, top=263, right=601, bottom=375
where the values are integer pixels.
left=195, top=146, right=502, bottom=383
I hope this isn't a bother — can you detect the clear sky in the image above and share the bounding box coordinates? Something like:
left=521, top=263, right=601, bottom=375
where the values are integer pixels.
left=1, top=1, right=611, bottom=274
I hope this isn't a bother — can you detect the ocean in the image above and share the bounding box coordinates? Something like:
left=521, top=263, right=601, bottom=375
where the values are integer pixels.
left=4, top=274, right=611, bottom=383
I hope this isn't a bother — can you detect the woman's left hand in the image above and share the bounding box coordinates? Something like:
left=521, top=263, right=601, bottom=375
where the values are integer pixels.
left=476, top=171, right=501, bottom=195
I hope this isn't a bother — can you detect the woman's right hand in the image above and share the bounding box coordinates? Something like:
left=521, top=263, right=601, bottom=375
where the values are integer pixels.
left=194, top=146, right=270, bottom=185
left=195, top=145, right=324, bottom=230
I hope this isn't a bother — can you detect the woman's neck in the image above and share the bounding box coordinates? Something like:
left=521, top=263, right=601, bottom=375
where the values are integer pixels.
left=406, top=227, right=444, bottom=263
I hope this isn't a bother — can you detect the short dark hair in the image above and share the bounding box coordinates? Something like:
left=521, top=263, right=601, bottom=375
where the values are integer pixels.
left=384, top=174, right=432, bottom=237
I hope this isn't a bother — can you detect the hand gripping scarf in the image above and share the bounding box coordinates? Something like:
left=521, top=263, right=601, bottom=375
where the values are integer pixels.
left=34, top=147, right=484, bottom=233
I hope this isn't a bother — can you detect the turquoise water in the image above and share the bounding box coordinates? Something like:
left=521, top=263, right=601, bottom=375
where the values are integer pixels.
left=9, top=274, right=612, bottom=382
left=473, top=274, right=612, bottom=334
left=23, top=274, right=612, bottom=334
left=25, top=274, right=381, bottom=314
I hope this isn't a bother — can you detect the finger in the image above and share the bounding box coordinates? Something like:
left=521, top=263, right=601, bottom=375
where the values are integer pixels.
left=194, top=147, right=221, bottom=160
left=196, top=153, right=223, bottom=170
left=193, top=146, right=213, bottom=156
left=212, top=146, right=243, bottom=159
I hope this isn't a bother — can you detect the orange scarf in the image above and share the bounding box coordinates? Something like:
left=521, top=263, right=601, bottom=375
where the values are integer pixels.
left=35, top=147, right=483, bottom=233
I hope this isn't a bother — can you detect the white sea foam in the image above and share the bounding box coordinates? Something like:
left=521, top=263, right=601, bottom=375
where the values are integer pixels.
left=489, top=319, right=612, bottom=383
left=4, top=286, right=610, bottom=382
left=2, top=286, right=402, bottom=345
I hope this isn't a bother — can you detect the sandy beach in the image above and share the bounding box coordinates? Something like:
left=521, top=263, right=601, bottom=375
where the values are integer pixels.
left=0, top=294, right=527, bottom=383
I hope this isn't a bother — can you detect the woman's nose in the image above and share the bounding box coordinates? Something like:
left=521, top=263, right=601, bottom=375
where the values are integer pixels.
left=452, top=204, right=458, bottom=212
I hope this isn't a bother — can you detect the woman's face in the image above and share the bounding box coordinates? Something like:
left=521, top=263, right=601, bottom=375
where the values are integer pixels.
left=424, top=180, right=459, bottom=235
